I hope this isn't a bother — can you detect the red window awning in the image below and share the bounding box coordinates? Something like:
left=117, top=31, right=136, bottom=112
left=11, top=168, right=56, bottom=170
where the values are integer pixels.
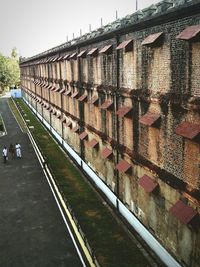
left=142, top=32, right=163, bottom=46
left=69, top=53, right=77, bottom=59
left=100, top=100, right=113, bottom=110
left=66, top=121, right=72, bottom=128
left=63, top=54, right=70, bottom=60
left=88, top=138, right=99, bottom=148
left=87, top=48, right=98, bottom=56
left=175, top=122, right=200, bottom=139
left=138, top=175, right=158, bottom=193
left=89, top=95, right=99, bottom=104
left=139, top=112, right=160, bottom=126
left=57, top=55, right=64, bottom=61
left=176, top=25, right=200, bottom=40
left=79, top=132, right=88, bottom=140
left=101, top=147, right=113, bottom=159
left=115, top=160, right=131, bottom=173
left=116, top=106, right=132, bottom=117
left=169, top=200, right=198, bottom=224
left=54, top=88, right=61, bottom=92
left=78, top=94, right=87, bottom=102
left=116, top=39, right=133, bottom=52
left=52, top=56, right=59, bottom=62
left=77, top=50, right=87, bottom=58
left=59, top=89, right=66, bottom=94
left=61, top=118, right=66, bottom=123
left=72, top=125, right=80, bottom=133
left=64, top=89, right=71, bottom=96
left=99, top=45, right=113, bottom=54
left=71, top=91, right=79, bottom=98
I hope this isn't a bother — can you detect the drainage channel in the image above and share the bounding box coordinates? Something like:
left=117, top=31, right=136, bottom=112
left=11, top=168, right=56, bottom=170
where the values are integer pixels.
left=0, top=113, right=7, bottom=137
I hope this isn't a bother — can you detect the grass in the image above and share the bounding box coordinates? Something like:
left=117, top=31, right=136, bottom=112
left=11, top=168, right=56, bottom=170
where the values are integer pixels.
left=14, top=98, right=151, bottom=267
left=8, top=98, right=27, bottom=133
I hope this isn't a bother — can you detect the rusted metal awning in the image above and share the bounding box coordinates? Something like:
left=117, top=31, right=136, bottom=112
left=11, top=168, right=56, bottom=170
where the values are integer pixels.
left=87, top=47, right=98, bottom=56
left=52, top=56, right=59, bottom=62
left=176, top=25, right=200, bottom=40
left=89, top=95, right=99, bottom=104
left=99, top=45, right=113, bottom=54
left=100, top=100, right=113, bottom=110
left=61, top=118, right=66, bottom=123
left=77, top=50, right=87, bottom=58
left=116, top=106, right=132, bottom=117
left=169, top=200, right=198, bottom=224
left=54, top=88, right=61, bottom=92
left=64, top=89, right=71, bottom=96
left=88, top=138, right=99, bottom=148
left=139, top=112, right=160, bottom=126
left=71, top=91, right=79, bottom=98
left=115, top=160, right=131, bottom=173
left=79, top=132, right=88, bottom=140
left=72, top=125, right=80, bottom=133
left=78, top=94, right=87, bottom=102
left=175, top=122, right=200, bottom=139
left=63, top=54, right=70, bottom=60
left=66, top=121, right=72, bottom=127
left=101, top=147, right=113, bottom=159
left=142, top=32, right=163, bottom=46
left=57, top=55, right=63, bottom=61
left=69, top=53, right=77, bottom=59
left=138, top=175, right=158, bottom=193
left=59, top=88, right=66, bottom=94
left=116, top=39, right=133, bottom=52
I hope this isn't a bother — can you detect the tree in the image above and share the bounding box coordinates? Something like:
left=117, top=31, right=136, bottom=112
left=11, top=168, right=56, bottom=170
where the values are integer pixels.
left=11, top=47, right=18, bottom=59
left=0, top=49, right=20, bottom=92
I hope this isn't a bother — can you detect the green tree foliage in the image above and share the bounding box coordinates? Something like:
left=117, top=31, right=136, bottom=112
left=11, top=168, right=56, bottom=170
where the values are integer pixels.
left=0, top=48, right=20, bottom=92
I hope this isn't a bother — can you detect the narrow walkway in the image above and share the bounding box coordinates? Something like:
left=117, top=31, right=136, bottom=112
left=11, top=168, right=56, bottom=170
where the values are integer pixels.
left=0, top=96, right=84, bottom=267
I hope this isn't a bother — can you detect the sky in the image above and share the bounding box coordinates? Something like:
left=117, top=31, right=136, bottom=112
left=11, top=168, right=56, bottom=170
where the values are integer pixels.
left=0, top=0, right=160, bottom=58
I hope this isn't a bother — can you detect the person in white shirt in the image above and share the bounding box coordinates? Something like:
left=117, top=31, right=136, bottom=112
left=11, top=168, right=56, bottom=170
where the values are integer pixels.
left=2, top=146, right=8, bottom=163
left=15, top=143, right=22, bottom=158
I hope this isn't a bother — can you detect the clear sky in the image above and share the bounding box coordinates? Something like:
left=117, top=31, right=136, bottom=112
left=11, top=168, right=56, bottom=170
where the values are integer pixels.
left=0, top=0, right=160, bottom=58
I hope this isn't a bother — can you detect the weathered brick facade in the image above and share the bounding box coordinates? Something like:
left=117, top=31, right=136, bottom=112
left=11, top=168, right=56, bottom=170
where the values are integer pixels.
left=20, top=1, right=200, bottom=266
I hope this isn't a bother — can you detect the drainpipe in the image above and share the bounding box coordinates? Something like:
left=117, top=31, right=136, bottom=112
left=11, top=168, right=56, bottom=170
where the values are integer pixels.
left=77, top=46, right=84, bottom=167
left=33, top=65, right=37, bottom=114
left=41, top=63, right=44, bottom=120
left=48, top=61, right=52, bottom=131
left=59, top=55, right=64, bottom=145
left=115, top=34, right=120, bottom=211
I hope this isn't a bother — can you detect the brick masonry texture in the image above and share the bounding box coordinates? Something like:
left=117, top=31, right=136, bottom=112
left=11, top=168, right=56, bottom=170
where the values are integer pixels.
left=20, top=1, right=200, bottom=266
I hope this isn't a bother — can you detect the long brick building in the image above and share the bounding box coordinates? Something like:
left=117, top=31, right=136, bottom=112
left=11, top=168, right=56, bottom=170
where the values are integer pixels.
left=20, top=0, right=200, bottom=266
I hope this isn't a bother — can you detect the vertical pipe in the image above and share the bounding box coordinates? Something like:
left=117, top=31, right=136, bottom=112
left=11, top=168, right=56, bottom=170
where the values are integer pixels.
left=77, top=46, right=84, bottom=164
left=48, top=61, right=52, bottom=130
left=115, top=34, right=120, bottom=211
left=59, top=55, right=64, bottom=143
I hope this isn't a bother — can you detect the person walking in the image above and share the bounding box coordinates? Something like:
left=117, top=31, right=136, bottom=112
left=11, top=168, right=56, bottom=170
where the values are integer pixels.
left=9, top=143, right=15, bottom=159
left=15, top=143, right=22, bottom=158
left=2, top=146, right=8, bottom=163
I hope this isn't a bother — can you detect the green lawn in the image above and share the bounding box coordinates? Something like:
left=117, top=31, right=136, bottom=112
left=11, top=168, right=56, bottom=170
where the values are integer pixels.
left=14, top=98, right=151, bottom=267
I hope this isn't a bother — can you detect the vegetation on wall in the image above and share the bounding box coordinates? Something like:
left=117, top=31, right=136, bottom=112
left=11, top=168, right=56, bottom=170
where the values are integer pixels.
left=0, top=48, right=20, bottom=92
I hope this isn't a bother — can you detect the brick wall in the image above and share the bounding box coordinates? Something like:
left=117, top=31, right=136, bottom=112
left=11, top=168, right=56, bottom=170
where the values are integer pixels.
left=20, top=1, right=200, bottom=266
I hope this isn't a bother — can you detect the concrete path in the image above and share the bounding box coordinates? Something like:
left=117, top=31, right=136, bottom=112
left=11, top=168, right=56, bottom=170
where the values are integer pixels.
left=0, top=96, right=84, bottom=267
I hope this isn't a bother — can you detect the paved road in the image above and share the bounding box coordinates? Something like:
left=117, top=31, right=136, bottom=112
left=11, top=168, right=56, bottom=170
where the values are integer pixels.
left=0, top=96, right=84, bottom=267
